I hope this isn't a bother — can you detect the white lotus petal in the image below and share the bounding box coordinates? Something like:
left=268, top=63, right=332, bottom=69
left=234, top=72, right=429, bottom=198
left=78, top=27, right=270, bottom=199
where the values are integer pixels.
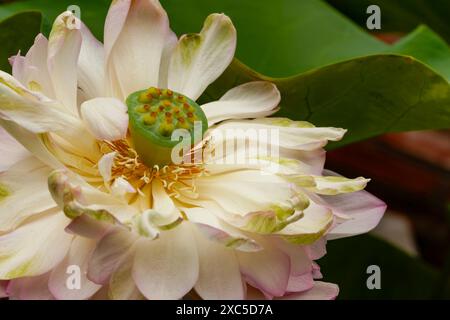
left=88, top=227, right=137, bottom=284
left=168, top=13, right=236, bottom=100
left=11, top=34, right=55, bottom=98
left=98, top=152, right=116, bottom=183
left=201, top=81, right=280, bottom=125
left=0, top=119, right=63, bottom=169
left=133, top=223, right=199, bottom=299
left=317, top=170, right=386, bottom=239
left=0, top=212, right=72, bottom=279
left=237, top=245, right=290, bottom=298
left=105, top=0, right=172, bottom=99
left=158, top=30, right=178, bottom=89
left=9, top=53, right=26, bottom=86
left=211, top=118, right=346, bottom=151
left=325, top=190, right=386, bottom=239
left=80, top=97, right=128, bottom=141
left=298, top=175, right=370, bottom=195
left=0, top=71, right=81, bottom=133
left=0, top=157, right=55, bottom=232
left=194, top=230, right=245, bottom=300
left=78, top=22, right=105, bottom=99
left=195, top=170, right=295, bottom=217
left=277, top=202, right=333, bottom=245
left=0, top=126, right=29, bottom=172
left=49, top=237, right=101, bottom=300
left=151, top=179, right=180, bottom=226
left=274, top=239, right=313, bottom=276
left=48, top=11, right=82, bottom=114
left=48, top=169, right=138, bottom=226
left=183, top=206, right=262, bottom=252
left=108, top=249, right=144, bottom=300
left=111, top=177, right=136, bottom=198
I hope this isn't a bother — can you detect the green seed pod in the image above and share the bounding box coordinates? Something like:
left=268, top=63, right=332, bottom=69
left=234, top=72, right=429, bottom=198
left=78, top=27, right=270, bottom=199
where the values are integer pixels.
left=127, top=87, right=208, bottom=167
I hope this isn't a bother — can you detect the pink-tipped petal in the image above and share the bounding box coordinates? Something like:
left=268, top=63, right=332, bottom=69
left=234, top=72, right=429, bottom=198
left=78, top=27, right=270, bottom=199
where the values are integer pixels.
left=286, top=272, right=315, bottom=293
left=88, top=227, right=136, bottom=284
left=237, top=246, right=290, bottom=298
left=194, top=230, right=245, bottom=300
left=7, top=273, right=54, bottom=300
left=65, top=214, right=113, bottom=239
left=279, top=281, right=339, bottom=300
left=49, top=237, right=101, bottom=300
left=324, top=190, right=387, bottom=240
left=0, top=280, right=8, bottom=298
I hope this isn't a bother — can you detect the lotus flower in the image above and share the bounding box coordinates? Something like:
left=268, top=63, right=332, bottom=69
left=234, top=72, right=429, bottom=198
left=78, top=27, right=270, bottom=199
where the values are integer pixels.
left=0, top=0, right=386, bottom=300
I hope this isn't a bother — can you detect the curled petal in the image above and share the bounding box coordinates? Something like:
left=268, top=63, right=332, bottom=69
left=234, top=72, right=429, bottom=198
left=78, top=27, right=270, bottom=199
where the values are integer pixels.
left=319, top=170, right=386, bottom=239
left=98, top=152, right=117, bottom=183
left=151, top=179, right=181, bottom=227
left=311, top=176, right=370, bottom=195
left=47, top=170, right=130, bottom=223
left=133, top=210, right=160, bottom=239
left=289, top=174, right=370, bottom=195
left=111, top=177, right=136, bottom=198
left=277, top=203, right=334, bottom=245
left=183, top=206, right=262, bottom=252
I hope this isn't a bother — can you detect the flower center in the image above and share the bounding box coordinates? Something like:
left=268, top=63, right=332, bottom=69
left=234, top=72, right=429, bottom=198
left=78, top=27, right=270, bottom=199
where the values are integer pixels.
left=126, top=87, right=208, bottom=167
left=100, top=140, right=207, bottom=198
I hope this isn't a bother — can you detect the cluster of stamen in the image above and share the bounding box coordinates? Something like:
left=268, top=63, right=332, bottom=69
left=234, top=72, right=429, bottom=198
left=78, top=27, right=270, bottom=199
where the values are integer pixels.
left=135, top=87, right=199, bottom=137
left=100, top=140, right=207, bottom=198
